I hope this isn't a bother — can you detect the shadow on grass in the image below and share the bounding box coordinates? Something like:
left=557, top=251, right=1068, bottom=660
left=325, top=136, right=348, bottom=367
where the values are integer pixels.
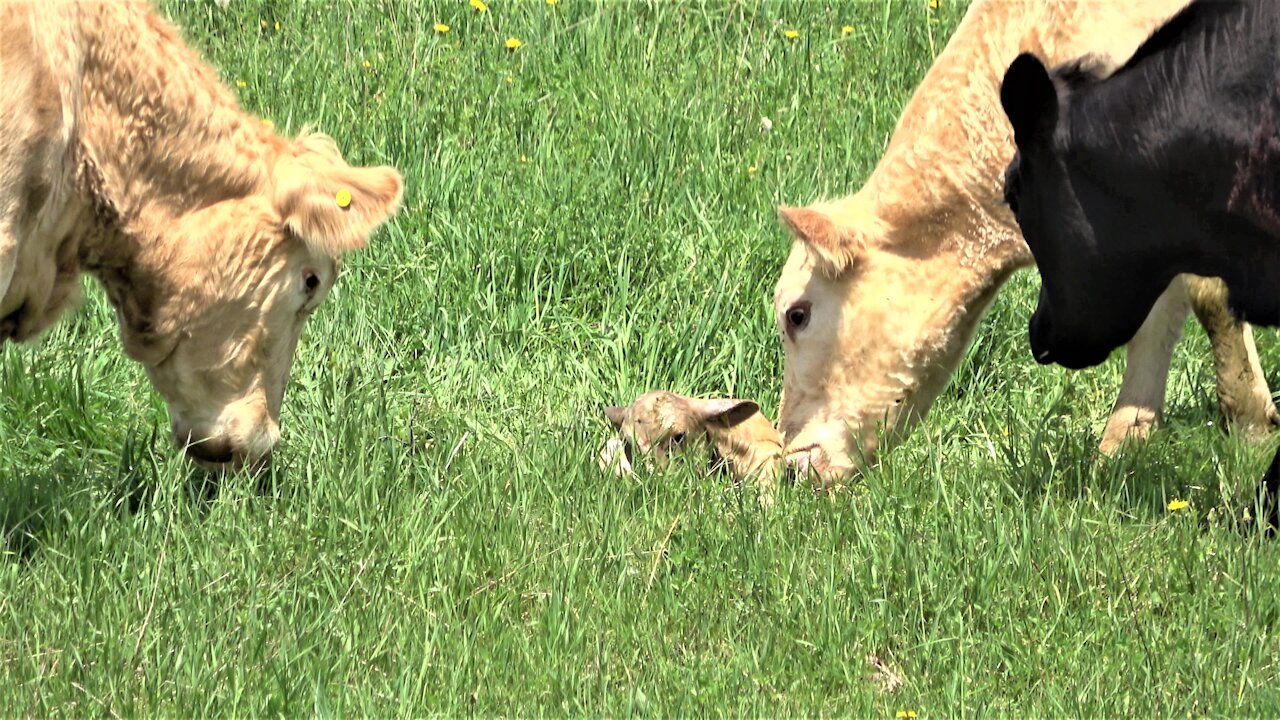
left=0, top=469, right=70, bottom=561
left=997, top=399, right=1278, bottom=536
left=0, top=426, right=288, bottom=562
left=0, top=426, right=162, bottom=561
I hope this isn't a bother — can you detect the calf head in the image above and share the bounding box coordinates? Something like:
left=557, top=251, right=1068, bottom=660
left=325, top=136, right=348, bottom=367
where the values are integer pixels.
left=602, top=391, right=761, bottom=475
left=115, top=133, right=402, bottom=471
left=1000, top=52, right=1178, bottom=369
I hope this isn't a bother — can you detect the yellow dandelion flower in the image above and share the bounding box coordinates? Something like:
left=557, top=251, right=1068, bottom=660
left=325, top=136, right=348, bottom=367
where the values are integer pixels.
left=260, top=19, right=267, bottom=29
left=842, top=25, right=854, bottom=35
left=260, top=118, right=274, bottom=129
left=470, top=0, right=488, bottom=12
left=505, top=74, right=514, bottom=84
left=434, top=22, right=450, bottom=33
left=547, top=0, right=559, bottom=4
left=895, top=712, right=918, bottom=719
left=235, top=79, right=247, bottom=88
left=274, top=21, right=281, bottom=31
left=1168, top=499, right=1190, bottom=511
left=747, top=165, right=757, bottom=174
left=362, top=59, right=373, bottom=69
left=505, top=36, right=523, bottom=49
left=520, top=154, right=528, bottom=163
left=783, top=29, right=799, bottom=39
left=929, top=0, right=941, bottom=8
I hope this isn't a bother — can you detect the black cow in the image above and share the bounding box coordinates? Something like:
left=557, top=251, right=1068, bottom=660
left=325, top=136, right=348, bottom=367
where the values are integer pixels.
left=999, top=0, right=1280, bottom=529
left=1000, top=0, right=1280, bottom=370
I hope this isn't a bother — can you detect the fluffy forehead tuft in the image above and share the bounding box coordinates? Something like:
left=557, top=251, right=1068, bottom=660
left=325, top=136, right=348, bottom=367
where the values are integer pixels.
left=614, top=392, right=709, bottom=443
left=629, top=391, right=690, bottom=425
left=179, top=203, right=303, bottom=287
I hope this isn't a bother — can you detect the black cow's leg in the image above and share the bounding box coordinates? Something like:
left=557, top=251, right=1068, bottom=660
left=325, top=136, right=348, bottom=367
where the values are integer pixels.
left=1187, top=276, right=1279, bottom=438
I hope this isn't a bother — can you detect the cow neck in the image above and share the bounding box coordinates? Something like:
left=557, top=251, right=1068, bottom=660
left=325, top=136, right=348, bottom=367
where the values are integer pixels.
left=1063, top=35, right=1267, bottom=282
left=71, top=2, right=280, bottom=274
left=855, top=154, right=1031, bottom=283
left=860, top=0, right=1031, bottom=279
left=858, top=129, right=1031, bottom=285
left=876, top=203, right=1020, bottom=367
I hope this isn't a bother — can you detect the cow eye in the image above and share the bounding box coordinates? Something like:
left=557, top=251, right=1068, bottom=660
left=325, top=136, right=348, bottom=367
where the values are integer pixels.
left=303, top=271, right=320, bottom=297
left=786, top=302, right=811, bottom=332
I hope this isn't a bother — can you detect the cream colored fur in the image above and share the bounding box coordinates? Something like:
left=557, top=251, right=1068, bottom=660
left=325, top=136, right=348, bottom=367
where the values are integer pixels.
left=774, top=0, right=1276, bottom=482
left=0, top=1, right=403, bottom=469
left=601, top=391, right=783, bottom=505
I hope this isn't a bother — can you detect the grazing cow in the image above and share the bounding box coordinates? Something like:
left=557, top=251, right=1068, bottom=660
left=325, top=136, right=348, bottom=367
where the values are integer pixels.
left=772, top=0, right=1277, bottom=485
left=601, top=391, right=783, bottom=504
left=0, top=2, right=403, bottom=470
left=999, top=0, right=1279, bottom=369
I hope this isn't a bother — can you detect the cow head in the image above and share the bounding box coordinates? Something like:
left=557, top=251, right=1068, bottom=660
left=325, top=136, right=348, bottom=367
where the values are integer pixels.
left=112, top=133, right=402, bottom=472
left=1000, top=52, right=1175, bottom=369
left=772, top=200, right=993, bottom=485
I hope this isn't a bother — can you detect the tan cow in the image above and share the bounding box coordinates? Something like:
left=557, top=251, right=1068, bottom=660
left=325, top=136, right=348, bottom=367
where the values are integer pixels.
left=601, top=391, right=783, bottom=504
left=0, top=2, right=403, bottom=470
left=774, top=0, right=1277, bottom=482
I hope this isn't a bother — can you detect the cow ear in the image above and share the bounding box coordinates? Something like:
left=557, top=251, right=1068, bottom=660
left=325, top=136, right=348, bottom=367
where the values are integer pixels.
left=1001, top=52, right=1059, bottom=147
left=273, top=133, right=404, bottom=255
left=778, top=205, right=864, bottom=274
left=604, top=405, right=629, bottom=430
left=690, top=398, right=760, bottom=428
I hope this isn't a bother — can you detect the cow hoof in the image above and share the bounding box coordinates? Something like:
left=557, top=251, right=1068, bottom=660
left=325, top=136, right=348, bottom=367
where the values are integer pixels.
left=1215, top=392, right=1279, bottom=443
left=1098, top=406, right=1159, bottom=457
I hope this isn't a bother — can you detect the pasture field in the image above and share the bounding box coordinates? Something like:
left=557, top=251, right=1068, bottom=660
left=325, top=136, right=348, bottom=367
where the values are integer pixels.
left=3, top=0, right=1280, bottom=715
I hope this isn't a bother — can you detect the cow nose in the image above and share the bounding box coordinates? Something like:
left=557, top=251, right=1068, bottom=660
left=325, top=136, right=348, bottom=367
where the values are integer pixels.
left=1028, top=315, right=1055, bottom=365
left=785, top=445, right=823, bottom=479
left=184, top=438, right=236, bottom=466
left=184, top=440, right=273, bottom=472
left=785, top=450, right=811, bottom=475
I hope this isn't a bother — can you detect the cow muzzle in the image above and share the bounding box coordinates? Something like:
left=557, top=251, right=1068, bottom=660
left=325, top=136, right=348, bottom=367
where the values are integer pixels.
left=1028, top=309, right=1117, bottom=370
left=785, top=444, right=851, bottom=491
left=172, top=419, right=278, bottom=473
left=1027, top=311, right=1056, bottom=365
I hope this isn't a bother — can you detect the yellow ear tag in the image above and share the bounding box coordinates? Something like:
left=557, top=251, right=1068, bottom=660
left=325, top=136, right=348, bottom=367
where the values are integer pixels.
left=335, top=188, right=353, bottom=209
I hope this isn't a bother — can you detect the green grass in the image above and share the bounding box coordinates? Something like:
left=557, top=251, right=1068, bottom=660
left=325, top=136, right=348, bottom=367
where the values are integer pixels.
left=3, top=0, right=1280, bottom=715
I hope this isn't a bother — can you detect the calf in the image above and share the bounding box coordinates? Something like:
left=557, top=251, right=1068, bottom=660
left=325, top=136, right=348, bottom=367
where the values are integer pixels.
left=0, top=2, right=402, bottom=470
left=600, top=391, right=783, bottom=504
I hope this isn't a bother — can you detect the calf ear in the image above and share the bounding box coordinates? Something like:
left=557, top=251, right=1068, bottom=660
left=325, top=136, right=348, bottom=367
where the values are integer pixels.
left=604, top=405, right=629, bottom=430
left=1000, top=53, right=1059, bottom=147
left=691, top=398, right=761, bottom=428
left=273, top=134, right=404, bottom=254
left=778, top=205, right=864, bottom=274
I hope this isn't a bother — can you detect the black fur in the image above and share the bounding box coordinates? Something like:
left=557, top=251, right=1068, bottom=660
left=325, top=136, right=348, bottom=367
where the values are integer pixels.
left=1001, top=0, right=1280, bottom=528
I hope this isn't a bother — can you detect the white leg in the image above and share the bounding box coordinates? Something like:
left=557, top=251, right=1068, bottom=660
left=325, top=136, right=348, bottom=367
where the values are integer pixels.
left=1099, top=276, right=1190, bottom=455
